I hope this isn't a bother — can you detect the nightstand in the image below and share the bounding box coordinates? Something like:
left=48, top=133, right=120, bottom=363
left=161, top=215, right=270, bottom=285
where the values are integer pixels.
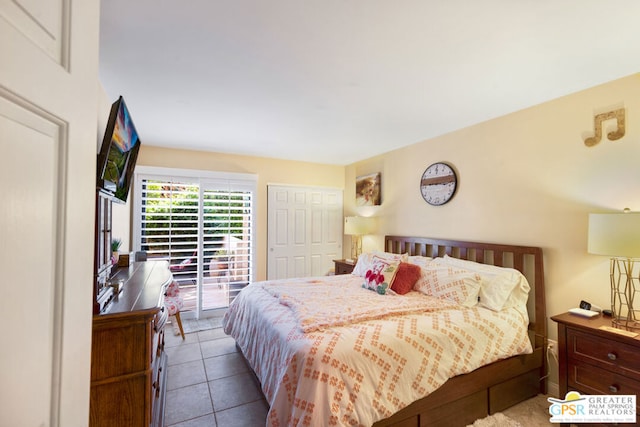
left=551, top=312, right=640, bottom=423
left=333, top=259, right=355, bottom=275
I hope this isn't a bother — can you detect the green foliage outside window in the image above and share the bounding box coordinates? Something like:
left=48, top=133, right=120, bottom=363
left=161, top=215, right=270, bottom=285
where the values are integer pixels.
left=140, top=181, right=251, bottom=264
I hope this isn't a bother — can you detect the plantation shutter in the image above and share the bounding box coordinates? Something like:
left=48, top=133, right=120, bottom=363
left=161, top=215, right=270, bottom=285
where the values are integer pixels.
left=202, top=178, right=254, bottom=304
left=138, top=178, right=201, bottom=282
left=134, top=168, right=256, bottom=309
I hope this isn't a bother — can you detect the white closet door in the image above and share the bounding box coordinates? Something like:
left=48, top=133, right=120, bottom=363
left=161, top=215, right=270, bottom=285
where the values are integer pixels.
left=0, top=1, right=99, bottom=426
left=268, top=185, right=343, bottom=279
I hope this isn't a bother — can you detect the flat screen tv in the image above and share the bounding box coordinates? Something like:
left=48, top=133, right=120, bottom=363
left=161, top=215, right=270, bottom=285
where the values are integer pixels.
left=97, top=96, right=141, bottom=203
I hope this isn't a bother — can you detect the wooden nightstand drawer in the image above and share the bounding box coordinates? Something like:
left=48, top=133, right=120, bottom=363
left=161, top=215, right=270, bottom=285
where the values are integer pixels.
left=553, top=312, right=640, bottom=426
left=334, top=259, right=355, bottom=275
left=568, top=328, right=640, bottom=378
left=570, top=362, right=640, bottom=399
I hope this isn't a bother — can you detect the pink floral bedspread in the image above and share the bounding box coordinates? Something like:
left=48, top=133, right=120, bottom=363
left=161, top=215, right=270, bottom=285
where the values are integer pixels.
left=222, top=274, right=532, bottom=427
left=261, top=276, right=455, bottom=333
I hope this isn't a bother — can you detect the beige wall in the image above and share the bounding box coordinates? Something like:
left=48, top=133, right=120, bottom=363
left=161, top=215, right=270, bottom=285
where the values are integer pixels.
left=345, top=73, right=640, bottom=349
left=133, top=146, right=345, bottom=280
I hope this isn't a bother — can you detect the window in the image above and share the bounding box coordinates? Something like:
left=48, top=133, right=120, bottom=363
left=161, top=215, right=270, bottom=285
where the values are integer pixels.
left=134, top=167, right=256, bottom=313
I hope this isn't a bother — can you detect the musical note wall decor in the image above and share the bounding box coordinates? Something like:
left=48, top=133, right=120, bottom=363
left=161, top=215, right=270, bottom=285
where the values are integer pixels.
left=584, top=108, right=626, bottom=147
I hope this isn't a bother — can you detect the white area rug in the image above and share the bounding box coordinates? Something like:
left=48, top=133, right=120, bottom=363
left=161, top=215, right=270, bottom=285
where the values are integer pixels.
left=171, top=317, right=223, bottom=335
left=467, top=412, right=522, bottom=427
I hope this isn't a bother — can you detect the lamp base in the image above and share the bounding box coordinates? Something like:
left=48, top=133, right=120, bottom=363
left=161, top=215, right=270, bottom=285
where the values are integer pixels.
left=612, top=317, right=640, bottom=332
left=610, top=257, right=640, bottom=331
left=351, top=235, right=362, bottom=261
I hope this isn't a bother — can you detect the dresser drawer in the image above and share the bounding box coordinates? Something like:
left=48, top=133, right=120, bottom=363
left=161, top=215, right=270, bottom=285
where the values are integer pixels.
left=152, top=306, right=168, bottom=362
left=567, top=328, right=640, bottom=379
left=151, top=351, right=167, bottom=427
left=570, top=362, right=640, bottom=399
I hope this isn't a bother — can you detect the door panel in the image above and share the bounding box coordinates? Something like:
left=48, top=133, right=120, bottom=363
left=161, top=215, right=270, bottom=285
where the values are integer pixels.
left=268, top=185, right=343, bottom=280
left=293, top=256, right=306, bottom=278
left=275, top=257, right=288, bottom=278
left=275, top=209, right=288, bottom=245
left=0, top=1, right=100, bottom=425
left=311, top=209, right=322, bottom=243
left=0, top=94, right=62, bottom=427
left=0, top=0, right=67, bottom=64
left=294, top=208, right=306, bottom=244
left=310, top=254, right=324, bottom=277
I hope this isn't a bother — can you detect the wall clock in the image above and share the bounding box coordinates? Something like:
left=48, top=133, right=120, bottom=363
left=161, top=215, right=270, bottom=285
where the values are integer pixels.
left=420, top=162, right=457, bottom=206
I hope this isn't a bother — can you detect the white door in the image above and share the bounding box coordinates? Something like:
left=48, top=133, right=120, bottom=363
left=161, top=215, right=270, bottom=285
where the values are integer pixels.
left=268, top=185, right=343, bottom=279
left=0, top=2, right=99, bottom=426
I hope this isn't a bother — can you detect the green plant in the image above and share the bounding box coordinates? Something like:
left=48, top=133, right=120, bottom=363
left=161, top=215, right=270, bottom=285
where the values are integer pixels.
left=111, top=238, right=122, bottom=253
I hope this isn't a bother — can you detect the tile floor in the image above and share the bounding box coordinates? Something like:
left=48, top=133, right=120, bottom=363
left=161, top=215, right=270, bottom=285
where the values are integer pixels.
left=163, top=323, right=268, bottom=427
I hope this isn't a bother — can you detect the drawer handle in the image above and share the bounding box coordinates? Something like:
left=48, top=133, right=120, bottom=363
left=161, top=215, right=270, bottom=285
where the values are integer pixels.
left=607, top=352, right=617, bottom=361
left=609, top=385, right=619, bottom=393
left=155, top=366, right=163, bottom=398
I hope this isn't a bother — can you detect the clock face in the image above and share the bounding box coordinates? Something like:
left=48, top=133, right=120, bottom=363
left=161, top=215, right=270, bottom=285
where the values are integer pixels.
left=420, top=162, right=457, bottom=206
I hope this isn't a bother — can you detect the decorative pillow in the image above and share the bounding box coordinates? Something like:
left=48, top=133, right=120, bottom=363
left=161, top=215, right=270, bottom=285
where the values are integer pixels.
left=362, top=259, right=400, bottom=295
left=434, top=255, right=530, bottom=311
left=353, top=251, right=408, bottom=276
left=390, top=262, right=422, bottom=295
left=414, top=264, right=482, bottom=306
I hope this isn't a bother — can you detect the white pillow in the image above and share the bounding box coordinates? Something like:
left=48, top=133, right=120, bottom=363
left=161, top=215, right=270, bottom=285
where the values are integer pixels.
left=434, top=255, right=530, bottom=312
left=353, top=251, right=408, bottom=277
left=407, top=255, right=433, bottom=268
left=414, top=263, right=481, bottom=307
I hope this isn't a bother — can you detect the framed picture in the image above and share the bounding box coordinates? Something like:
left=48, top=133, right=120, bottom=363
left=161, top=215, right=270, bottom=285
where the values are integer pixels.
left=356, top=172, right=381, bottom=206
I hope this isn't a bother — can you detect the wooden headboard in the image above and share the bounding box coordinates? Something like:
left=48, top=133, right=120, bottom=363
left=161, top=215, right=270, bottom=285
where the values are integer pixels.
left=384, top=235, right=547, bottom=350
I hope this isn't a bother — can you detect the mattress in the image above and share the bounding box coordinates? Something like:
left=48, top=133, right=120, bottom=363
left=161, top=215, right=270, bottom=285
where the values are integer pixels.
left=222, top=274, right=532, bottom=427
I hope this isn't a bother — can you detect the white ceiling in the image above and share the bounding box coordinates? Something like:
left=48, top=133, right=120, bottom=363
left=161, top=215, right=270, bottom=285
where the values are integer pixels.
left=99, top=1, right=640, bottom=166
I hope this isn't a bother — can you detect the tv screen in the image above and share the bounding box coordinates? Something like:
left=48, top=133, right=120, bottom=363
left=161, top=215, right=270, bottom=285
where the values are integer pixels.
left=97, top=96, right=141, bottom=203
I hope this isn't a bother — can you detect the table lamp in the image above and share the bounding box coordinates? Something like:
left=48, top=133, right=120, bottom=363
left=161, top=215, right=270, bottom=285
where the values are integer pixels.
left=344, top=216, right=374, bottom=261
left=588, top=212, right=640, bottom=330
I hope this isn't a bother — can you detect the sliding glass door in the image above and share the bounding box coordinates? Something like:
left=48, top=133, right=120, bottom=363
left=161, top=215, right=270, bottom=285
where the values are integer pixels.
left=134, top=168, right=255, bottom=318
left=200, top=181, right=253, bottom=312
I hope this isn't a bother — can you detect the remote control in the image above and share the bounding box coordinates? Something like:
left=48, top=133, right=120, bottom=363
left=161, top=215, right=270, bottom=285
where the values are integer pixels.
left=569, top=307, right=599, bottom=318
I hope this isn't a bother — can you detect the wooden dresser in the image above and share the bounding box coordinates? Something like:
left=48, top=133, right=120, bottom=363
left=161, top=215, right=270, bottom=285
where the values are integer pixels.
left=90, top=261, right=172, bottom=427
left=552, top=312, right=640, bottom=424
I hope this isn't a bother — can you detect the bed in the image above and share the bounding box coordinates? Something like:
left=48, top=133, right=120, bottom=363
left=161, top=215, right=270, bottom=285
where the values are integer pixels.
left=223, top=236, right=547, bottom=426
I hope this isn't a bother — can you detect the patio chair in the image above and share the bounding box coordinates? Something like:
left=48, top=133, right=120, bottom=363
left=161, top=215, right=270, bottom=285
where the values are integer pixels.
left=165, top=279, right=185, bottom=339
left=169, top=251, right=197, bottom=273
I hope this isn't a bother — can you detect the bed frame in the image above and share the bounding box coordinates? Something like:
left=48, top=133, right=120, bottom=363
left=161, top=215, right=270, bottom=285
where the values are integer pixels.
left=373, top=236, right=547, bottom=427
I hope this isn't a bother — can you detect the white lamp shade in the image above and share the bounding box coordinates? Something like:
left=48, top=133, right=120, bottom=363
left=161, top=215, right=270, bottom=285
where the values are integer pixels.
left=344, top=216, right=375, bottom=235
left=588, top=213, right=640, bottom=258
